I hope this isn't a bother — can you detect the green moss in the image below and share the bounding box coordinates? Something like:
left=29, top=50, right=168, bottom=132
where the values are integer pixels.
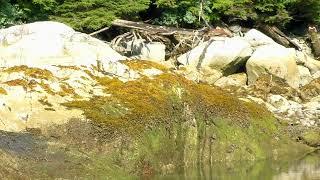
left=38, top=81, right=56, bottom=95
left=58, top=83, right=76, bottom=97
left=0, top=87, right=7, bottom=95
left=64, top=72, right=276, bottom=135
left=121, top=60, right=169, bottom=72
left=301, top=130, right=320, bottom=147
left=4, top=66, right=54, bottom=80
left=116, top=115, right=311, bottom=177
left=2, top=66, right=57, bottom=92
left=4, top=79, right=37, bottom=90
left=38, top=98, right=53, bottom=107
left=61, top=63, right=312, bottom=176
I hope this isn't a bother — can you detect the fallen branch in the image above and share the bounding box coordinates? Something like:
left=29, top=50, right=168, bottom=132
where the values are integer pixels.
left=89, top=27, right=110, bottom=36
left=258, top=24, right=302, bottom=51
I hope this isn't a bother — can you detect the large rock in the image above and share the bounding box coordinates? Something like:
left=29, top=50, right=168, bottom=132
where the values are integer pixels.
left=297, top=65, right=313, bottom=87
left=178, top=37, right=253, bottom=76
left=246, top=44, right=299, bottom=88
left=267, top=94, right=303, bottom=115
left=128, top=40, right=166, bottom=62
left=0, top=21, right=125, bottom=68
left=296, top=51, right=320, bottom=74
left=244, top=29, right=276, bottom=47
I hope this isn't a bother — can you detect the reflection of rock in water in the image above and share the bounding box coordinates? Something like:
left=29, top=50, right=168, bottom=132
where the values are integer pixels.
left=155, top=152, right=320, bottom=180
left=0, top=119, right=319, bottom=179
left=0, top=130, right=48, bottom=178
left=273, top=152, right=320, bottom=180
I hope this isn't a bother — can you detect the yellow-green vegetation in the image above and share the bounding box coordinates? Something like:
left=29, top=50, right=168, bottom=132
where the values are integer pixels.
left=2, top=66, right=84, bottom=98
left=38, top=81, right=56, bottom=95
left=301, top=130, right=320, bottom=147
left=121, top=60, right=169, bottom=72
left=0, top=61, right=312, bottom=179
left=1, top=66, right=58, bottom=94
left=4, top=78, right=62, bottom=97
left=62, top=60, right=312, bottom=177
left=0, top=87, right=7, bottom=95
left=58, top=83, right=76, bottom=97
left=4, top=79, right=37, bottom=90
left=38, top=98, right=53, bottom=107
left=4, top=66, right=54, bottom=80
left=64, top=71, right=272, bottom=134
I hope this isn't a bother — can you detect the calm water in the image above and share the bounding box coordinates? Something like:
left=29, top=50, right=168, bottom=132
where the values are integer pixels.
left=156, top=150, right=320, bottom=180
left=0, top=130, right=318, bottom=179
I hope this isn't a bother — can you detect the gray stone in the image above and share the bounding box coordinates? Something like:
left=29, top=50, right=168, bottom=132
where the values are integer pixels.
left=178, top=37, right=253, bottom=76
left=0, top=21, right=125, bottom=68
left=298, top=65, right=313, bottom=87
left=246, top=44, right=299, bottom=88
left=244, top=29, right=276, bottom=47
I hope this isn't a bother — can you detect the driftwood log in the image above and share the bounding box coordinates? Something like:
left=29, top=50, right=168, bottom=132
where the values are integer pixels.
left=90, top=19, right=234, bottom=58
left=90, top=19, right=232, bottom=40
left=308, top=25, right=320, bottom=59
left=90, top=19, right=205, bottom=57
left=258, top=24, right=302, bottom=51
left=111, top=19, right=200, bottom=36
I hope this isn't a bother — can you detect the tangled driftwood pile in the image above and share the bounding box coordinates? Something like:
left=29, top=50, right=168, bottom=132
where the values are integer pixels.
left=91, top=19, right=320, bottom=60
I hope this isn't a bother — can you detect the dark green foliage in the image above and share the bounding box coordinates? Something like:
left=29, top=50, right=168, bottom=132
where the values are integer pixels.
left=17, top=0, right=57, bottom=21
left=1, top=0, right=320, bottom=31
left=1, top=0, right=150, bottom=32
left=0, top=0, right=26, bottom=28
left=287, top=0, right=320, bottom=24
left=50, top=0, right=150, bottom=32
left=0, top=0, right=56, bottom=28
left=154, top=0, right=216, bottom=27
left=154, top=0, right=306, bottom=27
left=212, top=0, right=292, bottom=25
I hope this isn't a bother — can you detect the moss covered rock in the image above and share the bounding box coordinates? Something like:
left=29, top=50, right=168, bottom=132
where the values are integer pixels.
left=0, top=59, right=315, bottom=178
left=301, top=130, right=320, bottom=147
left=61, top=60, right=313, bottom=177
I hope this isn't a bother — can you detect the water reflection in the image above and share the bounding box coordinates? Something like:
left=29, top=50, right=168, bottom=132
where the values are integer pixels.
left=273, top=151, right=320, bottom=180
left=156, top=151, right=320, bottom=180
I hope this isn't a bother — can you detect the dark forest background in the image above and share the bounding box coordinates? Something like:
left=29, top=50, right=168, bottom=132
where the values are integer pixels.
left=1, top=0, right=320, bottom=33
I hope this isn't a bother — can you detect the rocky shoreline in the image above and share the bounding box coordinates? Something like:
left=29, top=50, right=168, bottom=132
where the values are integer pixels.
left=0, top=21, right=319, bottom=178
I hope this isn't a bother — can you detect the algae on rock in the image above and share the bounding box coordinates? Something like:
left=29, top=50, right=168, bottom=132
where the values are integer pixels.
left=62, top=61, right=313, bottom=177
